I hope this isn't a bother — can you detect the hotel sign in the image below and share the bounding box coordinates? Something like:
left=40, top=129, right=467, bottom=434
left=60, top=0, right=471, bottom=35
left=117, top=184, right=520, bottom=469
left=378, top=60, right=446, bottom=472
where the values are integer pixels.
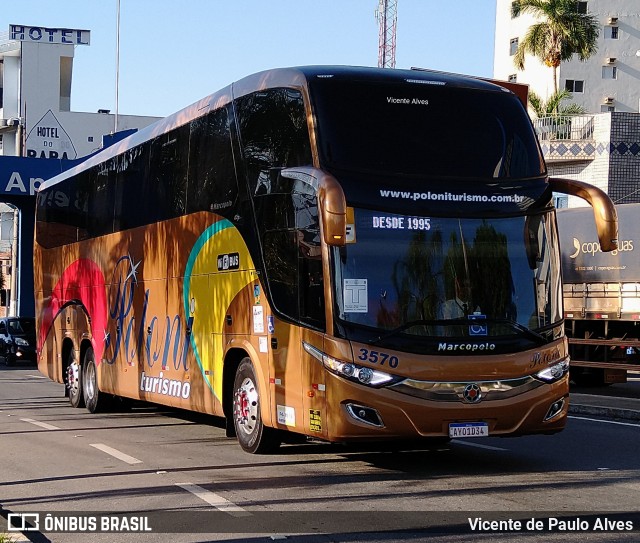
left=9, top=24, right=90, bottom=46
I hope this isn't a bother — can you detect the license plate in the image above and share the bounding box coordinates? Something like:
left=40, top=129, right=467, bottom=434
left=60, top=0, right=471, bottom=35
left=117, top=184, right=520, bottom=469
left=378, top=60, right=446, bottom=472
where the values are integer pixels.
left=449, top=422, right=489, bottom=438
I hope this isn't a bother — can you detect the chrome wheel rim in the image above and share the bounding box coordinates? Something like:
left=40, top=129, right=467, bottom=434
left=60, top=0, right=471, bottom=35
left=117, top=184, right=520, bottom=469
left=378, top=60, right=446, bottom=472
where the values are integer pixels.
left=67, top=361, right=80, bottom=397
left=234, top=377, right=259, bottom=436
left=85, top=361, right=96, bottom=400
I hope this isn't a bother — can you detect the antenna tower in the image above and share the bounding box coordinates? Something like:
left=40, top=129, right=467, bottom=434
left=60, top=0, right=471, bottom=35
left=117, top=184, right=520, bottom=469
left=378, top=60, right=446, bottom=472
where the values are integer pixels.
left=376, top=0, right=397, bottom=68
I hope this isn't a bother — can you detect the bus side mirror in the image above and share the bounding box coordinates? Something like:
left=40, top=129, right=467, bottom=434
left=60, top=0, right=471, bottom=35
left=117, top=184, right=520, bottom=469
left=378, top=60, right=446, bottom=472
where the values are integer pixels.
left=318, top=173, right=347, bottom=246
left=549, top=177, right=618, bottom=252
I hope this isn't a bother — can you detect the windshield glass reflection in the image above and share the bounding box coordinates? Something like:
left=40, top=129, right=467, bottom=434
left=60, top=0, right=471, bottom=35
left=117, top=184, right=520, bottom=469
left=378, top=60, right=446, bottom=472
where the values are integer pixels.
left=332, top=209, right=561, bottom=344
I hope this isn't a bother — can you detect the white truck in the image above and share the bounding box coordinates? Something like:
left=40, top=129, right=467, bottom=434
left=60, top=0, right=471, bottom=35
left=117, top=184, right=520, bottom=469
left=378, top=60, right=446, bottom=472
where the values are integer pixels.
left=557, top=203, right=640, bottom=386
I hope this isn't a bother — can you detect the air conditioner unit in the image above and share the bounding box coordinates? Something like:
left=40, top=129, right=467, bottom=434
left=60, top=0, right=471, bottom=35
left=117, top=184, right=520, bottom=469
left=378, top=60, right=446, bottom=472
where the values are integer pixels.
left=603, top=97, right=615, bottom=105
left=606, top=57, right=617, bottom=64
left=608, top=17, right=618, bottom=25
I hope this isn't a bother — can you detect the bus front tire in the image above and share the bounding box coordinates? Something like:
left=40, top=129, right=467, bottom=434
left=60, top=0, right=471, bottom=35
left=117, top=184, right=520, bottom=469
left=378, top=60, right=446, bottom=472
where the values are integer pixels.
left=233, top=358, right=280, bottom=454
left=82, top=347, right=110, bottom=413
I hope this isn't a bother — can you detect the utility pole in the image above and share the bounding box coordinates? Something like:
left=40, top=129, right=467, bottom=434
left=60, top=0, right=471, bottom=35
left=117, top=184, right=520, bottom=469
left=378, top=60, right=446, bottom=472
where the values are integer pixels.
left=376, top=0, right=398, bottom=68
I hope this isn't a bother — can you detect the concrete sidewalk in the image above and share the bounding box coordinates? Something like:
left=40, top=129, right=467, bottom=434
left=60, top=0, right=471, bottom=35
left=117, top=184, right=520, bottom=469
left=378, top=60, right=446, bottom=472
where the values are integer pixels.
left=569, top=392, right=640, bottom=422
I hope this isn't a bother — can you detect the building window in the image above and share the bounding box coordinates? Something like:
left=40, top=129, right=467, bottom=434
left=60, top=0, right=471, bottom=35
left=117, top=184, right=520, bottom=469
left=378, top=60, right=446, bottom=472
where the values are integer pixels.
left=554, top=195, right=568, bottom=209
left=576, top=1, right=587, bottom=13
left=510, top=37, right=519, bottom=56
left=565, top=80, right=584, bottom=93
left=605, top=26, right=619, bottom=39
left=602, top=65, right=617, bottom=79
left=508, top=74, right=517, bottom=83
left=511, top=1, right=519, bottom=18
left=600, top=105, right=615, bottom=113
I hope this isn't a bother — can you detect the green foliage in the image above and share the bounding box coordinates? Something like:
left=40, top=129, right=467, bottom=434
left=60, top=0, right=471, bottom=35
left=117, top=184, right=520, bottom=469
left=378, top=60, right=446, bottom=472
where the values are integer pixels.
left=512, top=0, right=599, bottom=92
left=528, top=89, right=586, bottom=117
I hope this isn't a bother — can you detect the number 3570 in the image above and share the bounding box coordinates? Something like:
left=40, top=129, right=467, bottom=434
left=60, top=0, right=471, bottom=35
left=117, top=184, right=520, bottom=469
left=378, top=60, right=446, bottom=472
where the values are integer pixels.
left=357, top=348, right=399, bottom=368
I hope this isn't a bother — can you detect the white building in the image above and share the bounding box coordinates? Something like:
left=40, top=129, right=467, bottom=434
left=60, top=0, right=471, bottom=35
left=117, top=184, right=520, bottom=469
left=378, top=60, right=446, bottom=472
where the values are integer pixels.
left=0, top=24, right=161, bottom=317
left=494, top=0, right=640, bottom=114
left=494, top=1, right=640, bottom=206
left=0, top=24, right=160, bottom=159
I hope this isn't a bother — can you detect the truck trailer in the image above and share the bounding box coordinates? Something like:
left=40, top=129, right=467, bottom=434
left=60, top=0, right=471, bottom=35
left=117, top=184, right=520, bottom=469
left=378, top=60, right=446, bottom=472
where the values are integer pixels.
left=557, top=203, right=640, bottom=386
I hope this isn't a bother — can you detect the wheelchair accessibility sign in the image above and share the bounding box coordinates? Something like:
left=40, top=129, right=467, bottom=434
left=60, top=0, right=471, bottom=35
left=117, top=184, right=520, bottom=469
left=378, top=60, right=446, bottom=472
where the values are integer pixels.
left=468, top=314, right=488, bottom=337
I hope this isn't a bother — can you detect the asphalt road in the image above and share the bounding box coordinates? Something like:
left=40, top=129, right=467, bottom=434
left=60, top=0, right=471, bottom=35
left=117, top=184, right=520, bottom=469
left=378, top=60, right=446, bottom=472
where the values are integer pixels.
left=1, top=364, right=640, bottom=543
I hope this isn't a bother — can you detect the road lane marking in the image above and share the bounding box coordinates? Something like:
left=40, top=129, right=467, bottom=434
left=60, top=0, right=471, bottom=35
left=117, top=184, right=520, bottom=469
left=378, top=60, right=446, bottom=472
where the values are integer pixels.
left=568, top=415, right=640, bottom=428
left=90, top=443, right=143, bottom=464
left=21, top=418, right=60, bottom=430
left=176, top=483, right=251, bottom=517
left=451, top=440, right=508, bottom=451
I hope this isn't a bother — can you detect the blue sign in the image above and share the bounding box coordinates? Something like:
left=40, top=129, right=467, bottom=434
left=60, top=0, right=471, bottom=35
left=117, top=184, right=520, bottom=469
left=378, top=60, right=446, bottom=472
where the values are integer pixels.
left=468, top=314, right=488, bottom=337
left=0, top=156, right=80, bottom=197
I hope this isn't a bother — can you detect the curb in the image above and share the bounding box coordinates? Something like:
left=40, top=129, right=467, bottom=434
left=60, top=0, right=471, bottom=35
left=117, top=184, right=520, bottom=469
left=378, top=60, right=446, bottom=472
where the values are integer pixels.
left=569, top=404, right=640, bottom=422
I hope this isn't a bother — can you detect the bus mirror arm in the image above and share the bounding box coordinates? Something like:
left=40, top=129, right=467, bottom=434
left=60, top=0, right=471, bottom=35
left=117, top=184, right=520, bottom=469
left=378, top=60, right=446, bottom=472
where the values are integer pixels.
left=549, top=177, right=619, bottom=252
left=280, top=167, right=347, bottom=246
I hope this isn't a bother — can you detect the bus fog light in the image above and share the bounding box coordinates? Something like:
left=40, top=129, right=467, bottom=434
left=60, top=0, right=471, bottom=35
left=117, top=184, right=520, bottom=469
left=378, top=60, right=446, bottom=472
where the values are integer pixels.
left=345, top=403, right=384, bottom=427
left=544, top=398, right=565, bottom=421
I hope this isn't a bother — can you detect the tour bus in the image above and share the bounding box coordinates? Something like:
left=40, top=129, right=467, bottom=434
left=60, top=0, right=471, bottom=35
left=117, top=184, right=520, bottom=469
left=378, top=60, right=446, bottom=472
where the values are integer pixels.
left=34, top=66, right=618, bottom=453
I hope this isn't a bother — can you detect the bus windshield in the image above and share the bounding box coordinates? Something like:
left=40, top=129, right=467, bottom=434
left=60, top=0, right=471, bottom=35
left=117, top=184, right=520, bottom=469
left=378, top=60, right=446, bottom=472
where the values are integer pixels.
left=332, top=209, right=562, bottom=351
left=311, top=77, right=545, bottom=179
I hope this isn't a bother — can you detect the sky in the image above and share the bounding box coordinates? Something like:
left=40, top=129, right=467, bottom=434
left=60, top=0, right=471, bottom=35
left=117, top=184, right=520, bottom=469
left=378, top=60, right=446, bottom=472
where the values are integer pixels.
left=2, top=1, right=497, bottom=119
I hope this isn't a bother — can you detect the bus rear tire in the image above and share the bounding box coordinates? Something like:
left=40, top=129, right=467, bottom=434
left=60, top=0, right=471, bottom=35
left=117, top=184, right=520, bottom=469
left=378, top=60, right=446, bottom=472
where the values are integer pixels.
left=82, top=347, right=110, bottom=413
left=66, top=349, right=85, bottom=408
left=233, top=357, right=280, bottom=454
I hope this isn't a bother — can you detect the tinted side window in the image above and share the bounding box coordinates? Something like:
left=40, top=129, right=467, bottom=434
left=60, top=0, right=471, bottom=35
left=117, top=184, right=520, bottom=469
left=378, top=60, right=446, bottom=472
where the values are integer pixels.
left=146, top=125, right=189, bottom=222
left=36, top=170, right=91, bottom=248
left=261, top=190, right=325, bottom=329
left=89, top=161, right=117, bottom=237
left=235, top=88, right=312, bottom=196
left=188, top=106, right=237, bottom=213
left=113, top=144, right=150, bottom=231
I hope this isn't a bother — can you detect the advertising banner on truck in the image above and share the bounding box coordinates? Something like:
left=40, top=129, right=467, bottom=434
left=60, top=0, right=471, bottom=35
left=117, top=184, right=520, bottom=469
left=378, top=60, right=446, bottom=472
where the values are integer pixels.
left=557, top=204, right=638, bottom=283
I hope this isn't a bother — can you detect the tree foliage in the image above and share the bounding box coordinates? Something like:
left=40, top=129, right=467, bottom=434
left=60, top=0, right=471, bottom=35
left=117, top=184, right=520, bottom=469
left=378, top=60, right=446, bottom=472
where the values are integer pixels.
left=528, top=88, right=586, bottom=117
left=512, top=0, right=599, bottom=93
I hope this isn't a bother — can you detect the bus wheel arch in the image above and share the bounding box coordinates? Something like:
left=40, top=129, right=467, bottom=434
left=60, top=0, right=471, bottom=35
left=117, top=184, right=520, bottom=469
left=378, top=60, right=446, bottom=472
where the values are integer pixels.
left=229, top=354, right=280, bottom=454
left=63, top=339, right=84, bottom=408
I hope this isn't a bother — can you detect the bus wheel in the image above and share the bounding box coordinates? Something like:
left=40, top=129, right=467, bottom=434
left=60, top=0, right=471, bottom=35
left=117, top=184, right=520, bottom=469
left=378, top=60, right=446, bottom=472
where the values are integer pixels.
left=233, top=358, right=280, bottom=454
left=82, top=347, right=109, bottom=413
left=66, top=349, right=85, bottom=408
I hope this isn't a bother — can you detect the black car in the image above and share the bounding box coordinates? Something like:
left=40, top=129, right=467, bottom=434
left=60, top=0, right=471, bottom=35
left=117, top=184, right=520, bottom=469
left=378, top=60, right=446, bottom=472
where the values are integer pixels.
left=0, top=317, right=36, bottom=366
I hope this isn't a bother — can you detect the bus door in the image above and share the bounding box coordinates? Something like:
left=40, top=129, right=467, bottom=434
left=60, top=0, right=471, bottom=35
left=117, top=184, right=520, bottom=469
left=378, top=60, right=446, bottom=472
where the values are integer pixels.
left=262, top=224, right=328, bottom=439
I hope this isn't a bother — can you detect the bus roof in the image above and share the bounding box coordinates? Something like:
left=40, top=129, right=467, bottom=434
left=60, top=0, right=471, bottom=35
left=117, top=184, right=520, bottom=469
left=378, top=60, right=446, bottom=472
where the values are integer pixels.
left=38, top=65, right=515, bottom=192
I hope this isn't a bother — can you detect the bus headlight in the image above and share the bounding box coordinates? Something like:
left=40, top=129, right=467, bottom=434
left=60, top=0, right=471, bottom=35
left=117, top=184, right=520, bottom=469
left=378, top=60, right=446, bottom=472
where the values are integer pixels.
left=302, top=341, right=402, bottom=388
left=534, top=359, right=570, bottom=383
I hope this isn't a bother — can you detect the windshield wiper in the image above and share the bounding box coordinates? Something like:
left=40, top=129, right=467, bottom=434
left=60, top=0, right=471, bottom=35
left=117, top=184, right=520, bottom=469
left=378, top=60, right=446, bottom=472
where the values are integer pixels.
left=487, top=318, right=548, bottom=345
left=369, top=319, right=442, bottom=345
left=369, top=317, right=548, bottom=345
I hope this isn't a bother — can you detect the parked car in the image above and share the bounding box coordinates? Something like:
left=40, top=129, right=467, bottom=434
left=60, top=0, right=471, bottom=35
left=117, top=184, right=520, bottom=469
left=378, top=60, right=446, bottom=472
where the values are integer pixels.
left=0, top=317, right=36, bottom=366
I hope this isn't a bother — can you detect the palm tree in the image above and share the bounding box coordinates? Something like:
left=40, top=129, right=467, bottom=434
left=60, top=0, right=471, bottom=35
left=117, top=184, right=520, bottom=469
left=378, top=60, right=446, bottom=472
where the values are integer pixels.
left=512, top=0, right=599, bottom=94
left=529, top=89, right=587, bottom=141
left=528, top=89, right=586, bottom=118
